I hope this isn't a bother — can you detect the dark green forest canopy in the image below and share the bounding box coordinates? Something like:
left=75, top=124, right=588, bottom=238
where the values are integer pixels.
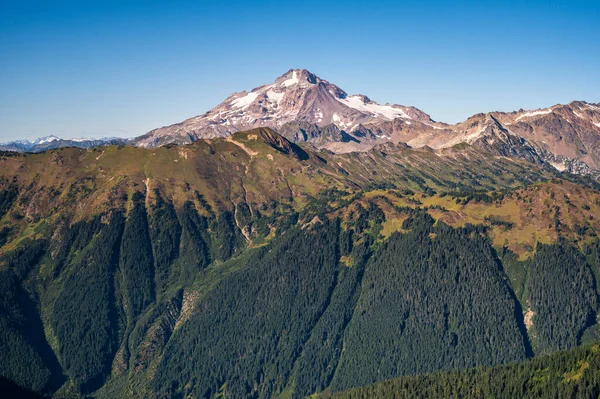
left=1, top=196, right=598, bottom=398
left=321, top=345, right=600, bottom=399
left=330, top=216, right=531, bottom=392
left=0, top=137, right=600, bottom=398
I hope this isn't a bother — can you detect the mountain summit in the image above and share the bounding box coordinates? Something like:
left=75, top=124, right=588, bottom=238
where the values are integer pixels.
left=133, top=69, right=433, bottom=148
left=132, top=69, right=600, bottom=175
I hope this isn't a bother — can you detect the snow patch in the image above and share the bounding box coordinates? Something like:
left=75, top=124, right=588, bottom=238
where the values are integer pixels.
left=550, top=161, right=567, bottom=172
left=282, top=70, right=299, bottom=87
left=332, top=113, right=356, bottom=130
left=230, top=92, right=258, bottom=109
left=337, top=95, right=410, bottom=120
left=314, top=109, right=323, bottom=123
left=36, top=136, right=60, bottom=144
left=70, top=137, right=94, bottom=142
left=594, top=122, right=600, bottom=128
left=515, top=108, right=553, bottom=121
left=266, top=89, right=284, bottom=104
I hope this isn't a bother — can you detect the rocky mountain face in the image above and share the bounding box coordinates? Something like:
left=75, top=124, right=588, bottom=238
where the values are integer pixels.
left=132, top=69, right=435, bottom=148
left=409, top=102, right=600, bottom=172
left=5, top=71, right=596, bottom=176
left=0, top=135, right=128, bottom=153
left=133, top=69, right=600, bottom=176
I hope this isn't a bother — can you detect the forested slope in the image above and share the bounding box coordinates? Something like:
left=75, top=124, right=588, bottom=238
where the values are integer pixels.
left=0, top=129, right=599, bottom=397
left=321, top=345, right=600, bottom=399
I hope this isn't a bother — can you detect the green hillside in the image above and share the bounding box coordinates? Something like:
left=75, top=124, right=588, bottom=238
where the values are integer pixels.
left=320, top=344, right=600, bottom=399
left=1, top=129, right=600, bottom=398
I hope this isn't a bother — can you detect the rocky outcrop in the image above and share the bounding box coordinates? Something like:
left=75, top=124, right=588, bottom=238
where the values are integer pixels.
left=132, top=69, right=434, bottom=148
left=131, top=69, right=600, bottom=177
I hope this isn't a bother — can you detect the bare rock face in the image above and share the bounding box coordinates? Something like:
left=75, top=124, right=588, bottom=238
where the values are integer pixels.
left=132, top=69, right=600, bottom=176
left=133, top=69, right=434, bottom=148
left=254, top=127, right=309, bottom=160
left=446, top=102, right=600, bottom=171
left=390, top=102, right=600, bottom=174
left=279, top=122, right=358, bottom=145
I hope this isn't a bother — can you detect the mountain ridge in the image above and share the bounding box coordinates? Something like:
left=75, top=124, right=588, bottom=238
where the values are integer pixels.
left=0, top=135, right=128, bottom=153
left=2, top=70, right=599, bottom=176
left=133, top=68, right=437, bottom=148
left=132, top=69, right=600, bottom=175
left=1, top=126, right=600, bottom=397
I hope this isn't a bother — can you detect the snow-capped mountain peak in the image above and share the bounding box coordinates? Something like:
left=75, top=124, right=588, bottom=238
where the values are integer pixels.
left=34, top=135, right=61, bottom=145
left=130, top=70, right=600, bottom=176
left=0, top=135, right=128, bottom=153
left=134, top=68, right=432, bottom=147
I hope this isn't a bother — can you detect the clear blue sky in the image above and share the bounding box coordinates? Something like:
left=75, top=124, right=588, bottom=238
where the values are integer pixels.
left=1, top=0, right=599, bottom=141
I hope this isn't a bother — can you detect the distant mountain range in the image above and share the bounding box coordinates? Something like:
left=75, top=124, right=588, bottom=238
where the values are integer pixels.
left=0, top=135, right=128, bottom=153
left=133, top=69, right=600, bottom=176
left=3, top=69, right=600, bottom=177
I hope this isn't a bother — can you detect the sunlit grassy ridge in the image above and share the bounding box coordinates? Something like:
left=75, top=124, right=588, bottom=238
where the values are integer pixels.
left=0, top=128, right=558, bottom=223
left=349, top=180, right=600, bottom=259
left=4, top=127, right=586, bottom=254
left=1, top=128, right=600, bottom=398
